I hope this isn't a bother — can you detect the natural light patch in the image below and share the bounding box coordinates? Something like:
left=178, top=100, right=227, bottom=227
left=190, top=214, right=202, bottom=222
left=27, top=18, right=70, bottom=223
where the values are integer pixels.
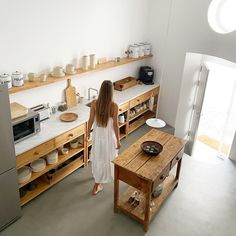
left=208, top=0, right=236, bottom=34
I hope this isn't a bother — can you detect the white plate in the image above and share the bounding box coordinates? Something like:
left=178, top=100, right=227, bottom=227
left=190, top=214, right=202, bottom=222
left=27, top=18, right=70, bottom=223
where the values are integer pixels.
left=18, top=166, right=32, bottom=184
left=30, top=159, right=46, bottom=172
left=146, top=118, right=166, bottom=128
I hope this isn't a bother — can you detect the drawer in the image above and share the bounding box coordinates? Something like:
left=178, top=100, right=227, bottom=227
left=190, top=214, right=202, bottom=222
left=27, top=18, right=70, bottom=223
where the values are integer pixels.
left=118, top=102, right=129, bottom=115
left=150, top=87, right=160, bottom=96
left=130, top=91, right=152, bottom=108
left=54, top=124, right=86, bottom=148
left=16, top=139, right=55, bottom=169
left=171, top=148, right=184, bottom=169
left=152, top=164, right=170, bottom=191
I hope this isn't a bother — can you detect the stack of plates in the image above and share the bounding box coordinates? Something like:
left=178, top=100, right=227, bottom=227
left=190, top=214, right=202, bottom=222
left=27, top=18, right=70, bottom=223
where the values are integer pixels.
left=46, top=150, right=58, bottom=165
left=18, top=166, right=32, bottom=184
left=30, top=159, right=46, bottom=172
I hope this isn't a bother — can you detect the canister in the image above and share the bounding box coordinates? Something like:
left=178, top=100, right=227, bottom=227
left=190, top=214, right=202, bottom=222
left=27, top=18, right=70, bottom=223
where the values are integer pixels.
left=129, top=45, right=139, bottom=58
left=137, top=43, right=145, bottom=57
left=82, top=55, right=89, bottom=70
left=0, top=73, right=12, bottom=89
left=12, top=71, right=24, bottom=87
left=144, top=42, right=151, bottom=55
left=90, top=54, right=97, bottom=69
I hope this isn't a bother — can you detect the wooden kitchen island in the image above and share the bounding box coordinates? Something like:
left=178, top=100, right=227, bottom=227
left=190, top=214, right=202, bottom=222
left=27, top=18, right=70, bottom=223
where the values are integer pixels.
left=113, top=129, right=186, bottom=232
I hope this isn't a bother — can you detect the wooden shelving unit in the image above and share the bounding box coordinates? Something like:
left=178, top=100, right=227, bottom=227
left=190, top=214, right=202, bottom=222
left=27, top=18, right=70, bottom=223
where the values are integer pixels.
left=20, top=156, right=84, bottom=206
left=118, top=175, right=177, bottom=222
left=9, top=55, right=152, bottom=94
left=19, top=146, right=84, bottom=188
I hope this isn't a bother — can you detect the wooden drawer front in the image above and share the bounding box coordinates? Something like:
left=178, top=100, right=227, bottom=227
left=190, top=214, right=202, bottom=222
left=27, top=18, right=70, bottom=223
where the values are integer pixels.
left=118, top=167, right=148, bottom=192
left=17, top=140, right=55, bottom=169
left=151, top=87, right=160, bottom=96
left=118, top=102, right=129, bottom=115
left=152, top=164, right=170, bottom=191
left=55, top=124, right=85, bottom=147
left=171, top=148, right=184, bottom=169
left=130, top=91, right=152, bottom=108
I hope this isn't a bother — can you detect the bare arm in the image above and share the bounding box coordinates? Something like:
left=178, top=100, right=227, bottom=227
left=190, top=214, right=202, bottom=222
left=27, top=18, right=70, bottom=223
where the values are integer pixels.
left=87, top=101, right=96, bottom=140
left=112, top=103, right=121, bottom=149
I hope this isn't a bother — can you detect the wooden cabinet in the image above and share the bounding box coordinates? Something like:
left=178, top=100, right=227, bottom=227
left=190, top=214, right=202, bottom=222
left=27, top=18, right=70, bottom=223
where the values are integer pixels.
left=17, top=123, right=86, bottom=206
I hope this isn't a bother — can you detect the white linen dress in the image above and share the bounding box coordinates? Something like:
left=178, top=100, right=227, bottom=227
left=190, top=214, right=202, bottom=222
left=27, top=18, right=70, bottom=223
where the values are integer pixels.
left=90, top=117, right=118, bottom=183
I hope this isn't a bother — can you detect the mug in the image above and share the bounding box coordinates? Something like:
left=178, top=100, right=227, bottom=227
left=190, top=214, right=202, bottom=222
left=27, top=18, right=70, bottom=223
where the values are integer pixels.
left=66, top=64, right=75, bottom=73
left=28, top=73, right=37, bottom=82
left=40, top=73, right=47, bottom=82
left=53, top=66, right=64, bottom=75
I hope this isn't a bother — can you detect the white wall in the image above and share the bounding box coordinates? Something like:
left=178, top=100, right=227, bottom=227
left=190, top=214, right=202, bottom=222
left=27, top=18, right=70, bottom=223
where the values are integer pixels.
left=149, top=0, right=236, bottom=127
left=0, top=0, right=151, bottom=107
left=229, top=131, right=236, bottom=162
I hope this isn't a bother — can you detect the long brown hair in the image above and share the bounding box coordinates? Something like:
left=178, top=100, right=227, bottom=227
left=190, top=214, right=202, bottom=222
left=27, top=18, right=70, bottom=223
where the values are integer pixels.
left=95, top=80, right=114, bottom=127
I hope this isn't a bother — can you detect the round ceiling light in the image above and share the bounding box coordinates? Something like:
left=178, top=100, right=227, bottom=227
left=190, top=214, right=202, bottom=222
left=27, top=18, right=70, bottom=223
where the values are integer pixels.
left=208, top=0, right=236, bottom=34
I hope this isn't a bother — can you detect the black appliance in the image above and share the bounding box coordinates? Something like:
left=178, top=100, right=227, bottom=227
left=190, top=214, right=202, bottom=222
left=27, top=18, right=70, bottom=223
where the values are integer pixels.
left=139, top=66, right=154, bottom=85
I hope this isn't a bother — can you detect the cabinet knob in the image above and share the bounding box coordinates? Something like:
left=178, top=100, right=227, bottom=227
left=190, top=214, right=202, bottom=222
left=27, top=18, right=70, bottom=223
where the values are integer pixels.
left=68, top=134, right=74, bottom=138
left=119, top=109, right=122, bottom=111
left=137, top=99, right=140, bottom=102
left=176, top=157, right=180, bottom=161
left=160, top=175, right=165, bottom=180
left=34, top=151, right=39, bottom=155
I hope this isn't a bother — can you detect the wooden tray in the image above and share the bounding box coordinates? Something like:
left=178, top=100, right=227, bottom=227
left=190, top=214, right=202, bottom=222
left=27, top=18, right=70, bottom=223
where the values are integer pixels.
left=114, top=77, right=138, bottom=91
left=59, top=112, right=78, bottom=122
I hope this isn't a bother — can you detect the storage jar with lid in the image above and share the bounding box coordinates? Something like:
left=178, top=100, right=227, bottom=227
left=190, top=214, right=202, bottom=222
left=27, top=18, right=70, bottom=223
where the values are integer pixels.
left=129, top=45, right=139, bottom=58
left=12, top=71, right=24, bottom=87
left=0, top=73, right=12, bottom=89
left=144, top=42, right=151, bottom=55
left=137, top=43, right=145, bottom=57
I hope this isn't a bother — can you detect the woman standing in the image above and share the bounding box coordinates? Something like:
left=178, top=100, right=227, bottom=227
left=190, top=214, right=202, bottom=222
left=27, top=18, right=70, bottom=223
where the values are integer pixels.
left=88, top=80, right=121, bottom=195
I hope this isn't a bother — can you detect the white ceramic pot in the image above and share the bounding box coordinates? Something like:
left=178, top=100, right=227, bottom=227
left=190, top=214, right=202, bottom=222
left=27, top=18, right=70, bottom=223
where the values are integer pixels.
left=90, top=54, right=97, bottom=69
left=82, top=56, right=89, bottom=70
left=46, top=150, right=58, bottom=164
left=129, top=45, right=139, bottom=58
left=17, top=166, right=32, bottom=184
left=118, top=114, right=125, bottom=123
left=137, top=43, right=145, bottom=57
left=30, top=159, right=46, bottom=172
left=70, top=138, right=79, bottom=149
left=12, top=71, right=24, bottom=87
left=144, top=42, right=151, bottom=55
left=0, top=73, right=12, bottom=89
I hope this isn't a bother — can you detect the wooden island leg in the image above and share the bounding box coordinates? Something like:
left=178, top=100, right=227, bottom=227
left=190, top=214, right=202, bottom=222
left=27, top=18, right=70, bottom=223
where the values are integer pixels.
left=114, top=165, right=119, bottom=213
left=175, top=158, right=182, bottom=188
left=144, top=183, right=152, bottom=232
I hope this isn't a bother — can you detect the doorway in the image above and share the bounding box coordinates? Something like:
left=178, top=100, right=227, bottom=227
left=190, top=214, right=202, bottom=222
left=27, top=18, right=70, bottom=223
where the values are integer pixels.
left=191, top=62, right=236, bottom=162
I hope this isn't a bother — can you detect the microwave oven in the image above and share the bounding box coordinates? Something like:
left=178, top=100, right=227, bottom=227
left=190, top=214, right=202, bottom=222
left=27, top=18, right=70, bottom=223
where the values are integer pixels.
left=12, top=110, right=40, bottom=144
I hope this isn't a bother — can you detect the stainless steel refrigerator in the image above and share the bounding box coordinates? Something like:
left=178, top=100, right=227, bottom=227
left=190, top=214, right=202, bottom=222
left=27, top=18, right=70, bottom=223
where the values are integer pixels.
left=0, top=84, right=21, bottom=231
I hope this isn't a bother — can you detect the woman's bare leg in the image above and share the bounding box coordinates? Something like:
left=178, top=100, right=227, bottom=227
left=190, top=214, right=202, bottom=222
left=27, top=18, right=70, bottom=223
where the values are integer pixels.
left=92, top=183, right=103, bottom=195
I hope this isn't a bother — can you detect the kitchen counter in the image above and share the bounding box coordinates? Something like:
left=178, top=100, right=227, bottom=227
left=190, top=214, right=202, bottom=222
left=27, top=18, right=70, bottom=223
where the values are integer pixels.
left=15, top=83, right=159, bottom=156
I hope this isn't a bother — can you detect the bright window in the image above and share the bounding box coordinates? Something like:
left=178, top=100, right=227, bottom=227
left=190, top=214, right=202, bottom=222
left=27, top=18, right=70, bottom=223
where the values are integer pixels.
left=208, top=0, right=236, bottom=34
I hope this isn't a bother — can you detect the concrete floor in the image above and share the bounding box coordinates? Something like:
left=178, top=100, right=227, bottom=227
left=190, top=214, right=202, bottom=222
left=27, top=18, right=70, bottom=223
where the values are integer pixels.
left=1, top=125, right=236, bottom=236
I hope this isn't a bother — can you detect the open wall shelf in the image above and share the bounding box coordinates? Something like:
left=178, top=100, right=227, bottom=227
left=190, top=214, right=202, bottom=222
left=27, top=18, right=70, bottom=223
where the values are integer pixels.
left=9, top=55, right=152, bottom=94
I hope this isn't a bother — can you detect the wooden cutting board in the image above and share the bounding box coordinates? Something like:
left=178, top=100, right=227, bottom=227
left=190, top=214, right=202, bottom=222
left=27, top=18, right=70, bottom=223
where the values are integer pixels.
left=65, top=79, right=77, bottom=108
left=10, top=102, right=28, bottom=120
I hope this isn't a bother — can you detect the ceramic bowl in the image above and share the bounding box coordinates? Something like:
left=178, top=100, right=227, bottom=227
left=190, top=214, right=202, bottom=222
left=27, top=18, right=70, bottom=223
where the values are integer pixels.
left=61, top=148, right=69, bottom=155
left=70, top=138, right=79, bottom=149
left=141, top=141, right=163, bottom=156
left=46, top=150, right=58, bottom=164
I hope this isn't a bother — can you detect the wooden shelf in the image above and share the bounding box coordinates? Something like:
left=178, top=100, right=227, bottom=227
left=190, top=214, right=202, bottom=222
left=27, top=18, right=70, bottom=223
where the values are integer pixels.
left=120, top=133, right=126, bottom=140
left=118, top=175, right=177, bottom=222
left=9, top=55, right=153, bottom=94
left=119, top=122, right=127, bottom=128
left=129, top=108, right=150, bottom=122
left=18, top=146, right=84, bottom=189
left=20, top=156, right=84, bottom=206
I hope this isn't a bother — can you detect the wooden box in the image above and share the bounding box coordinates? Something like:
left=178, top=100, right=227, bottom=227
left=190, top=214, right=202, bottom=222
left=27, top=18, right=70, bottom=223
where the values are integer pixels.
left=114, top=77, right=138, bottom=91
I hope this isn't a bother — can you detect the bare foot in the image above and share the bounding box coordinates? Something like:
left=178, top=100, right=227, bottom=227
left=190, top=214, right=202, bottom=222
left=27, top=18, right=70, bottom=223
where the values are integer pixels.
left=92, top=184, right=103, bottom=195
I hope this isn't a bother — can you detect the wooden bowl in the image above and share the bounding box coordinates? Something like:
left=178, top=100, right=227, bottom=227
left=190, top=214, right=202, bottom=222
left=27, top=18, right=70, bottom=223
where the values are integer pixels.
left=141, top=141, right=163, bottom=156
left=59, top=112, right=78, bottom=122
